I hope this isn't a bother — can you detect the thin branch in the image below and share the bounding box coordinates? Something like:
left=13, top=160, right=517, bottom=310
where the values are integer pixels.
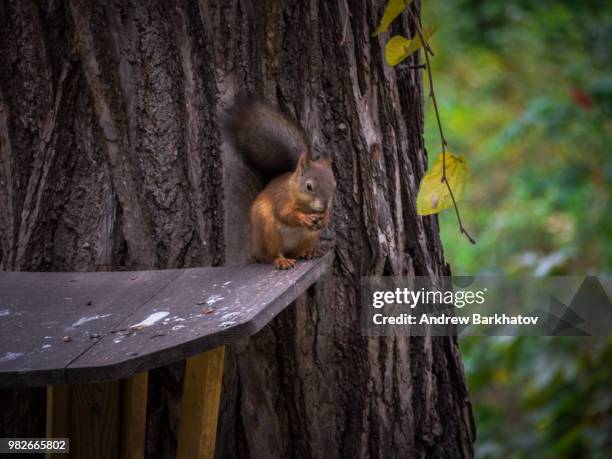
left=397, top=63, right=427, bottom=71
left=407, top=7, right=475, bottom=244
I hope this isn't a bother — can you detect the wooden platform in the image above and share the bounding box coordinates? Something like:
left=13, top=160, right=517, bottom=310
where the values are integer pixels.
left=0, top=254, right=331, bottom=388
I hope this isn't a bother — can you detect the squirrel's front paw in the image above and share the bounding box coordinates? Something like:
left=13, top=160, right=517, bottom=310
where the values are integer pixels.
left=299, top=213, right=321, bottom=230
left=310, top=214, right=327, bottom=230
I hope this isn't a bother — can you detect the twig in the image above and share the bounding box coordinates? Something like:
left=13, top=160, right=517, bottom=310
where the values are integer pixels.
left=407, top=7, right=475, bottom=244
left=397, top=63, right=427, bottom=71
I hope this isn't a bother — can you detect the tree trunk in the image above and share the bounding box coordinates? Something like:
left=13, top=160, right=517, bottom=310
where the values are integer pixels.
left=0, top=0, right=475, bottom=457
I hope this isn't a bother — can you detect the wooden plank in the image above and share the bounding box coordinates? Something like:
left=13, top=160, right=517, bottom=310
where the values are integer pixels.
left=120, top=372, right=148, bottom=459
left=46, top=385, right=71, bottom=459
left=70, top=381, right=120, bottom=459
left=0, top=269, right=182, bottom=387
left=177, top=346, right=225, bottom=459
left=68, top=254, right=332, bottom=383
left=1, top=254, right=331, bottom=387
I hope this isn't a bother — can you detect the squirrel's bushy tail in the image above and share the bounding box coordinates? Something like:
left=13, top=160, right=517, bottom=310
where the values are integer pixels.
left=223, top=96, right=308, bottom=178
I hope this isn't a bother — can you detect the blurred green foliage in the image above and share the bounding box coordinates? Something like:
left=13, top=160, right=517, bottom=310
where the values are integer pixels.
left=421, top=0, right=612, bottom=456
left=460, top=336, right=612, bottom=458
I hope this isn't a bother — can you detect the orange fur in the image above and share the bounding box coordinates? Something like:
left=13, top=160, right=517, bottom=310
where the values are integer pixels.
left=250, top=165, right=332, bottom=269
left=224, top=99, right=335, bottom=269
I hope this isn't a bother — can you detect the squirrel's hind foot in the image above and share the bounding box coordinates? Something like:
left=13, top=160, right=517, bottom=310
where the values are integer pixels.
left=273, top=257, right=296, bottom=270
left=300, top=247, right=325, bottom=260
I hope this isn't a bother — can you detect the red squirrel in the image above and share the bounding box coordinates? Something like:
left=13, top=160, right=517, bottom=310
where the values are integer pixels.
left=224, top=98, right=335, bottom=269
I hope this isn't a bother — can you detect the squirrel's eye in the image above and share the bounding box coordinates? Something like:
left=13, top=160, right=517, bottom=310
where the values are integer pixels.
left=306, top=182, right=313, bottom=192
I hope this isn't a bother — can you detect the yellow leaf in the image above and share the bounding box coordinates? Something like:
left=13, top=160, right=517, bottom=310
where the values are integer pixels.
left=385, top=36, right=412, bottom=66
left=372, top=0, right=413, bottom=37
left=417, top=152, right=468, bottom=216
left=384, top=27, right=438, bottom=66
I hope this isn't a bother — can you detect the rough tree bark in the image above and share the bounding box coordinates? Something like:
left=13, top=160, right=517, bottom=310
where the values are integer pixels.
left=0, top=0, right=475, bottom=457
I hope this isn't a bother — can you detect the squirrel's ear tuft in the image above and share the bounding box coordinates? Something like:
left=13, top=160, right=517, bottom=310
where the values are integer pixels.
left=297, top=153, right=311, bottom=175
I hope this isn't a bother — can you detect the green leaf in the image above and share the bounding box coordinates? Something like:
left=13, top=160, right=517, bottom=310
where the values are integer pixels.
left=372, top=0, right=413, bottom=37
left=384, top=27, right=438, bottom=66
left=417, top=152, right=468, bottom=216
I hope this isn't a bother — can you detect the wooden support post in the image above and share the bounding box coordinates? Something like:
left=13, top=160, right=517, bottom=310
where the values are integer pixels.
left=70, top=381, right=120, bottom=459
left=46, top=385, right=71, bottom=459
left=177, top=346, right=225, bottom=459
left=46, top=380, right=127, bottom=459
left=120, top=372, right=149, bottom=459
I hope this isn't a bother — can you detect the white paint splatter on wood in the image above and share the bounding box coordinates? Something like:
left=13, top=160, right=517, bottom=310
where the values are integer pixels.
left=129, top=311, right=169, bottom=330
left=0, top=352, right=24, bottom=363
left=72, top=314, right=111, bottom=327
left=221, top=312, right=241, bottom=321
left=206, top=294, right=224, bottom=305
